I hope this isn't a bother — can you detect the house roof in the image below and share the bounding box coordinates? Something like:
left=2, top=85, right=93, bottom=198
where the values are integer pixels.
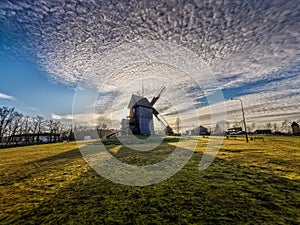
left=192, top=126, right=208, bottom=132
left=128, top=94, right=153, bottom=108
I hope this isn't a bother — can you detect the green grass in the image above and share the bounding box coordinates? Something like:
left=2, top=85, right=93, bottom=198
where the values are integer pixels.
left=0, top=136, right=299, bottom=224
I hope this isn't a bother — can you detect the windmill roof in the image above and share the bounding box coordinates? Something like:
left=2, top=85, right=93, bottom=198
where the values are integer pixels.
left=128, top=94, right=153, bottom=108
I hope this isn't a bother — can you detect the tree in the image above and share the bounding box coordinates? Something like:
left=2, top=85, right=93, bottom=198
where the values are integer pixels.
left=21, top=116, right=32, bottom=143
left=0, top=107, right=15, bottom=143
left=46, top=120, right=61, bottom=142
left=214, top=121, right=226, bottom=135
left=5, top=112, right=23, bottom=145
left=273, top=123, right=278, bottom=132
left=68, top=128, right=75, bottom=141
left=247, top=125, right=251, bottom=133
left=281, top=120, right=290, bottom=133
left=32, top=116, right=44, bottom=142
left=175, top=116, right=181, bottom=134
left=251, top=123, right=256, bottom=132
left=266, top=122, right=271, bottom=130
left=46, top=120, right=54, bottom=142
left=233, top=118, right=242, bottom=128
left=0, top=106, right=85, bottom=145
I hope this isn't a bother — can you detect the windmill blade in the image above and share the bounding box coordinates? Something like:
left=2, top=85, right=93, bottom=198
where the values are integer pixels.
left=153, top=106, right=169, bottom=126
left=153, top=113, right=167, bottom=128
left=159, top=114, right=169, bottom=126
left=150, top=86, right=166, bottom=106
left=153, top=109, right=175, bottom=135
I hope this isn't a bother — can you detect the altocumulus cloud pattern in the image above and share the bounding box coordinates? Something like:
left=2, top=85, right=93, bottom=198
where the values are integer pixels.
left=0, top=0, right=299, bottom=125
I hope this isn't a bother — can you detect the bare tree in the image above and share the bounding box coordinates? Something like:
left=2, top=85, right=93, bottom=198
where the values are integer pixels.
left=214, top=121, right=226, bottom=135
left=266, top=122, right=271, bottom=130
left=21, top=116, right=32, bottom=143
left=5, top=112, right=23, bottom=145
left=59, top=123, right=71, bottom=140
left=175, top=116, right=181, bottom=134
left=46, top=120, right=61, bottom=142
left=233, top=119, right=242, bottom=128
left=101, top=123, right=108, bottom=129
left=0, top=106, right=87, bottom=145
left=251, top=123, right=256, bottom=132
left=273, top=123, right=278, bottom=132
left=0, top=107, right=15, bottom=143
left=37, top=116, right=45, bottom=133
left=32, top=116, right=45, bottom=142
left=281, top=120, right=290, bottom=133
left=247, top=125, right=251, bottom=133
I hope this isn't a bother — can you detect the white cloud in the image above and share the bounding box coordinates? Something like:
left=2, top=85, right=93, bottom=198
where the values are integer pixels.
left=0, top=92, right=15, bottom=100
left=2, top=0, right=299, bottom=84
left=51, top=112, right=111, bottom=127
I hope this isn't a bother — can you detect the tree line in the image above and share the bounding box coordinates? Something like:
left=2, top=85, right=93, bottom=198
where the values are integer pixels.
left=0, top=106, right=72, bottom=146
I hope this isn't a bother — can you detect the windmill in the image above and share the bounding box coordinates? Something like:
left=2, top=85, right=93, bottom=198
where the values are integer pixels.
left=125, top=86, right=174, bottom=136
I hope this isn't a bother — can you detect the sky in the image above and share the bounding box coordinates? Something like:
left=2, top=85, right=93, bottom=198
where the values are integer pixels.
left=0, top=0, right=299, bottom=131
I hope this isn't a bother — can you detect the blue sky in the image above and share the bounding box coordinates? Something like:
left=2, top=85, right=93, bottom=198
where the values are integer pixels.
left=0, top=51, right=75, bottom=118
left=0, top=0, right=299, bottom=130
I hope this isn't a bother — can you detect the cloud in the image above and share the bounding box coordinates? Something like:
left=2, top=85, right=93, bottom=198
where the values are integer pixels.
left=0, top=92, right=15, bottom=100
left=1, top=0, right=299, bottom=128
left=51, top=112, right=111, bottom=127
left=1, top=0, right=299, bottom=83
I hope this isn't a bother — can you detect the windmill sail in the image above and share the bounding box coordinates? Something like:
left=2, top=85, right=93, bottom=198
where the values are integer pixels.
left=150, top=86, right=166, bottom=106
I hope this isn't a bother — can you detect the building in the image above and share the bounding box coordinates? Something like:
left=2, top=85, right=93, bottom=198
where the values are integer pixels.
left=75, top=129, right=99, bottom=140
left=254, top=129, right=272, bottom=135
left=291, top=121, right=300, bottom=135
left=121, top=119, right=130, bottom=135
left=97, top=128, right=115, bottom=138
left=190, top=126, right=209, bottom=136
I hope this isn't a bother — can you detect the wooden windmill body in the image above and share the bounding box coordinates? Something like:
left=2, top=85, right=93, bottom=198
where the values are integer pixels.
left=126, top=87, right=174, bottom=136
left=128, top=94, right=155, bottom=135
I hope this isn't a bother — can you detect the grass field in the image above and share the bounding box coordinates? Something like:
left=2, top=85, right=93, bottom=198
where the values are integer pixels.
left=0, top=136, right=299, bottom=224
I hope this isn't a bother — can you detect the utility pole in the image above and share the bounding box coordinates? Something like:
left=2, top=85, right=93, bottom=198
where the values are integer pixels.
left=231, top=98, right=249, bottom=143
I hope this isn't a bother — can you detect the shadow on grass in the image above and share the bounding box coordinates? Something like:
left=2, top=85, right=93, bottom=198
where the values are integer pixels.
left=0, top=148, right=82, bottom=185
left=99, top=135, right=182, bottom=145
left=26, top=148, right=83, bottom=165
left=4, top=144, right=300, bottom=225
